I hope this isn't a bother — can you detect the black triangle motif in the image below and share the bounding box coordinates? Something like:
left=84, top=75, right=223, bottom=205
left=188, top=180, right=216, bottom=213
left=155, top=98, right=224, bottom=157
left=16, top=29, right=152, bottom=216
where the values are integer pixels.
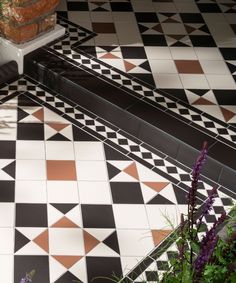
left=47, top=133, right=71, bottom=141
left=72, top=125, right=97, bottom=141
left=103, top=231, right=120, bottom=254
left=98, top=46, right=118, bottom=53
left=106, top=162, right=121, bottom=180
left=55, top=271, right=82, bottom=283
left=187, top=89, right=209, bottom=96
left=17, top=107, right=29, bottom=122
left=94, top=7, right=108, bottom=11
left=172, top=185, right=188, bottom=204
left=199, top=25, right=210, bottom=34
left=139, top=61, right=151, bottom=72
left=104, top=144, right=131, bottom=160
left=171, top=41, right=190, bottom=47
left=138, top=24, right=149, bottom=33
left=2, top=161, right=15, bottom=178
left=15, top=229, right=30, bottom=252
left=148, top=194, right=174, bottom=204
left=51, top=203, right=78, bottom=214
left=226, top=62, right=236, bottom=74
left=18, top=94, right=39, bottom=107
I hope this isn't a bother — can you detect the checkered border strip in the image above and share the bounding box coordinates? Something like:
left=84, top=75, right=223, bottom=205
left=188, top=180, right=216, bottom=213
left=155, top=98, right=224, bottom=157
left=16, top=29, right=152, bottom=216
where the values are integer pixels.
left=43, top=17, right=236, bottom=147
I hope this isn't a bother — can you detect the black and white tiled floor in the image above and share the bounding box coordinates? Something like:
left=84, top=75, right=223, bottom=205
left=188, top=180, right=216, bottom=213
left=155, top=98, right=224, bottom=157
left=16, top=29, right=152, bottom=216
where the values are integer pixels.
left=1, top=0, right=236, bottom=282
left=0, top=76, right=234, bottom=283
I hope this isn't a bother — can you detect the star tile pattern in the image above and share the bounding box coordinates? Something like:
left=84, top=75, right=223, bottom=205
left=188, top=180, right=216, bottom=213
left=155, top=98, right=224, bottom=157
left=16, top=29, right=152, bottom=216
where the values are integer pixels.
left=0, top=78, right=234, bottom=283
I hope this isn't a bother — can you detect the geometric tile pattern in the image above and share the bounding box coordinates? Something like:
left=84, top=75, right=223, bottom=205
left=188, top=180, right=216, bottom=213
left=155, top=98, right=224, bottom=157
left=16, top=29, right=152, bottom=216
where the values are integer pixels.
left=0, top=77, right=235, bottom=282
left=53, top=0, right=236, bottom=134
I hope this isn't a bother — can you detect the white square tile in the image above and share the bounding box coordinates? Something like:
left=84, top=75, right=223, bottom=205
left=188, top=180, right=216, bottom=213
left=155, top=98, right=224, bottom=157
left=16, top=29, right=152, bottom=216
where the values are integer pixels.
left=153, top=74, right=183, bottom=88
left=120, top=256, right=142, bottom=274
left=49, top=228, right=84, bottom=255
left=200, top=60, right=230, bottom=75
left=170, top=47, right=197, bottom=60
left=0, top=105, right=17, bottom=123
left=146, top=204, right=186, bottom=229
left=149, top=60, right=177, bottom=74
left=0, top=255, right=13, bottom=282
left=0, top=228, right=14, bottom=253
left=16, top=141, right=45, bottom=159
left=144, top=47, right=172, bottom=60
left=68, top=11, right=91, bottom=23
left=78, top=181, right=112, bottom=204
left=117, top=230, right=154, bottom=256
left=175, top=2, right=199, bottom=12
left=161, top=23, right=187, bottom=35
left=16, top=160, right=46, bottom=180
left=180, top=74, right=210, bottom=89
left=15, top=181, right=47, bottom=203
left=94, top=34, right=119, bottom=46
left=113, top=204, right=149, bottom=229
left=76, top=161, right=108, bottom=181
left=90, top=12, right=113, bottom=22
left=74, top=141, right=104, bottom=160
left=206, top=75, right=236, bottom=89
left=153, top=3, right=177, bottom=13
left=47, top=181, right=79, bottom=203
left=0, top=123, right=17, bottom=140
left=0, top=203, right=14, bottom=227
left=45, top=141, right=75, bottom=160
left=112, top=12, right=136, bottom=22
left=194, top=47, right=223, bottom=60
left=115, top=22, right=142, bottom=46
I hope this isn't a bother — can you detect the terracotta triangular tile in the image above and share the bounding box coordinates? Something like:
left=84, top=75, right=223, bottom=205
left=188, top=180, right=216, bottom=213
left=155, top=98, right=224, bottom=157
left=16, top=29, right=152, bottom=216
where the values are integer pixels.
left=220, top=107, right=236, bottom=122
left=101, top=53, right=120, bottom=59
left=152, top=24, right=163, bottom=33
left=192, top=97, right=215, bottom=105
left=184, top=24, right=196, bottom=34
left=152, top=230, right=172, bottom=246
left=32, top=108, right=44, bottom=122
left=33, top=229, right=49, bottom=252
left=53, top=256, right=82, bottom=269
left=143, top=182, right=169, bottom=193
left=124, top=60, right=136, bottom=72
left=83, top=231, right=100, bottom=254
left=51, top=216, right=79, bottom=228
left=123, top=162, right=139, bottom=180
left=47, top=123, right=69, bottom=131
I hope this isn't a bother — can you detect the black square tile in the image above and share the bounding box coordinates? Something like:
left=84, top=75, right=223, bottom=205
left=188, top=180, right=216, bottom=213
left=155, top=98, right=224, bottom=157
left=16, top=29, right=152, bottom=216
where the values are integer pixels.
left=132, top=73, right=155, bottom=86
left=14, top=255, right=49, bottom=283
left=219, top=48, right=236, bottom=60
left=189, top=35, right=216, bottom=47
left=18, top=94, right=40, bottom=107
left=142, top=34, right=167, bottom=46
left=180, top=13, right=204, bottom=23
left=110, top=2, right=133, bottom=11
left=67, top=2, right=89, bottom=11
left=17, top=123, right=44, bottom=140
left=120, top=46, right=147, bottom=59
left=213, top=90, right=236, bottom=105
left=16, top=204, right=48, bottom=227
left=110, top=182, right=144, bottom=204
left=135, top=12, right=159, bottom=23
left=156, top=260, right=169, bottom=271
left=0, top=141, right=15, bottom=158
left=0, top=180, right=15, bottom=202
left=197, top=3, right=221, bottom=13
left=81, top=204, right=116, bottom=228
left=86, top=256, right=122, bottom=283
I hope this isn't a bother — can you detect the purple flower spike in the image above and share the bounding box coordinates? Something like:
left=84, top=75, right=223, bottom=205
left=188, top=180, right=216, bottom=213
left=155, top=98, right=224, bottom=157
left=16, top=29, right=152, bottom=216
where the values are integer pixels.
left=20, top=270, right=36, bottom=283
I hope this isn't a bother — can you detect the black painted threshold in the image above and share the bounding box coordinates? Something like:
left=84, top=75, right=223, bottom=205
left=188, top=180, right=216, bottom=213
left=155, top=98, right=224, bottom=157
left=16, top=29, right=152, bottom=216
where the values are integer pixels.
left=24, top=47, right=236, bottom=197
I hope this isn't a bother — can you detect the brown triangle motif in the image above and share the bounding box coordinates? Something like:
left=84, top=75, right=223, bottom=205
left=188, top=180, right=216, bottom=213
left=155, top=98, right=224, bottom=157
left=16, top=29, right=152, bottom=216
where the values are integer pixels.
left=53, top=255, right=82, bottom=269
left=124, top=60, right=136, bottom=72
left=83, top=231, right=100, bottom=254
left=143, top=182, right=169, bottom=193
left=220, top=107, right=236, bottom=122
left=101, top=53, right=120, bottom=59
left=47, top=123, right=69, bottom=131
left=123, top=162, right=139, bottom=180
left=33, top=229, right=49, bottom=252
left=32, top=108, right=44, bottom=122
left=184, top=24, right=196, bottom=34
left=51, top=216, right=79, bottom=228
left=152, top=230, right=172, bottom=246
left=93, top=2, right=106, bottom=6
left=192, top=97, right=215, bottom=105
left=152, top=24, right=163, bottom=33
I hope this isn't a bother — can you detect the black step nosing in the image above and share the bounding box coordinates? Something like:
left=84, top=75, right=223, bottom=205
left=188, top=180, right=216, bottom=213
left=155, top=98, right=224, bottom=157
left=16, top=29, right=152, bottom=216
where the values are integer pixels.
left=24, top=56, right=236, bottom=195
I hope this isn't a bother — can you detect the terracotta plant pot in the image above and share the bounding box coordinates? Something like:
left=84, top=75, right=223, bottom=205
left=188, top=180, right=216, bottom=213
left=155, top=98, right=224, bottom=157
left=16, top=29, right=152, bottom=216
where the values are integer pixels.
left=0, top=0, right=60, bottom=44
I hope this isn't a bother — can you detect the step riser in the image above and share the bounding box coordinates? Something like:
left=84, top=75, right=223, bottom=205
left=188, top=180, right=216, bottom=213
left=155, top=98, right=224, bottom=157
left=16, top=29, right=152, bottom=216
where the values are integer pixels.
left=24, top=49, right=236, bottom=197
